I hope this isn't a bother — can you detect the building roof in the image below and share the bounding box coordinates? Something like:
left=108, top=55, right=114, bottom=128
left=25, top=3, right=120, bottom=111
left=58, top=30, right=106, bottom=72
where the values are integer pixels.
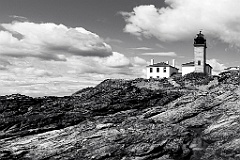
left=182, top=61, right=212, bottom=68
left=147, top=62, right=179, bottom=70
left=182, top=61, right=195, bottom=66
left=224, top=66, right=240, bottom=70
left=194, top=31, right=207, bottom=47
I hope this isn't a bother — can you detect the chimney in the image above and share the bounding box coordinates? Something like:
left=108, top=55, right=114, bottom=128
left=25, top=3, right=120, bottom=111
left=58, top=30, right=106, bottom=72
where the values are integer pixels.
left=166, top=61, right=169, bottom=64
left=172, top=59, right=175, bottom=67
left=151, top=59, right=154, bottom=65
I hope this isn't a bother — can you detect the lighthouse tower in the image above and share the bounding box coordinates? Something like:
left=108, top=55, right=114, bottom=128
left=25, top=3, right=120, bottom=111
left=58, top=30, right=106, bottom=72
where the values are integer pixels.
left=194, top=31, right=206, bottom=73
left=181, top=31, right=212, bottom=76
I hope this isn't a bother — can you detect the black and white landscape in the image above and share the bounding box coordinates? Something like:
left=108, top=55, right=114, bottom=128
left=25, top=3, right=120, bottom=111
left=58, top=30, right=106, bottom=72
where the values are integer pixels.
left=1, top=0, right=240, bottom=159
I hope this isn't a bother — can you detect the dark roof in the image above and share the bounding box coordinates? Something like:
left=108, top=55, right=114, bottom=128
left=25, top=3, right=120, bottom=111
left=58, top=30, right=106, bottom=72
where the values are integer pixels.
left=147, top=62, right=179, bottom=70
left=194, top=31, right=206, bottom=47
left=206, top=63, right=212, bottom=68
left=182, top=61, right=212, bottom=68
left=182, top=61, right=194, bottom=66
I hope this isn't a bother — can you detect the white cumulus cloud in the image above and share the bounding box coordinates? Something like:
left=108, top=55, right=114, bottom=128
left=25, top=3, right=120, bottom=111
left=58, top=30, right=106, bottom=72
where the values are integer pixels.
left=132, top=56, right=148, bottom=66
left=0, top=21, right=112, bottom=60
left=98, top=52, right=131, bottom=68
left=0, top=21, right=150, bottom=97
left=121, top=0, right=240, bottom=47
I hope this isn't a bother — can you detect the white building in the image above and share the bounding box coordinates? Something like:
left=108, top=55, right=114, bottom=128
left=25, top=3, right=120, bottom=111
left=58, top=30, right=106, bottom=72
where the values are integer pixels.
left=182, top=61, right=212, bottom=76
left=147, top=59, right=179, bottom=79
left=224, top=66, right=240, bottom=71
left=182, top=31, right=212, bottom=76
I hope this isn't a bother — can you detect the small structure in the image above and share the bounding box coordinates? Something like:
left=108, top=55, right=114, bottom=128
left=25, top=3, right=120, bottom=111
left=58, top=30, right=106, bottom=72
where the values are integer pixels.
left=224, top=66, right=240, bottom=72
left=182, top=31, right=212, bottom=76
left=220, top=66, right=240, bottom=76
left=146, top=59, right=179, bottom=79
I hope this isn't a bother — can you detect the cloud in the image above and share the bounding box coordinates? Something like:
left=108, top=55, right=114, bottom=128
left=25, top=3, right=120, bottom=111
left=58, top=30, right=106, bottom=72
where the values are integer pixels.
left=0, top=52, right=148, bottom=97
left=130, top=47, right=153, bottom=50
left=0, top=66, right=7, bottom=70
left=207, top=59, right=226, bottom=75
left=0, top=59, right=11, bottom=70
left=9, top=15, right=28, bottom=21
left=74, top=52, right=145, bottom=75
left=64, top=52, right=132, bottom=75
left=142, top=52, right=177, bottom=56
left=0, top=58, right=11, bottom=66
left=132, top=56, right=148, bottom=66
left=105, top=37, right=123, bottom=43
left=13, top=67, right=54, bottom=77
left=0, top=22, right=112, bottom=60
left=68, top=53, right=146, bottom=77
left=100, top=52, right=131, bottom=68
left=0, top=21, right=149, bottom=97
left=156, top=44, right=165, bottom=49
left=121, top=0, right=240, bottom=47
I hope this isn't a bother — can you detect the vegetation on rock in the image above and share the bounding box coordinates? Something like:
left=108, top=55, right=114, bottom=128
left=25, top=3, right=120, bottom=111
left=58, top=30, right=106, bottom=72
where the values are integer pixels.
left=174, top=72, right=214, bottom=87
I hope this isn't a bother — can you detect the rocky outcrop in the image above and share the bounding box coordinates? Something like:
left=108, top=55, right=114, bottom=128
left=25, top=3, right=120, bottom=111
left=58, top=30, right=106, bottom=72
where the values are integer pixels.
left=1, top=73, right=240, bottom=160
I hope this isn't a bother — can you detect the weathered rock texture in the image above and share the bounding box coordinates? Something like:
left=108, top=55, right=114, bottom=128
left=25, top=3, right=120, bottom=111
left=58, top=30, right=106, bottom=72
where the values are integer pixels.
left=1, top=73, right=240, bottom=160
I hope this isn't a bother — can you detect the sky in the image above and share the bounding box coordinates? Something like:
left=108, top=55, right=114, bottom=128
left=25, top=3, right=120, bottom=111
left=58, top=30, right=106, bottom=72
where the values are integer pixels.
left=0, top=0, right=240, bottom=97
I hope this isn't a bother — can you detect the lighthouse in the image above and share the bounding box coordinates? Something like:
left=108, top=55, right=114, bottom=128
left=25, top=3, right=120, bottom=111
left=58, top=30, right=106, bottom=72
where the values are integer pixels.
left=194, top=31, right=207, bottom=73
left=181, top=31, right=212, bottom=76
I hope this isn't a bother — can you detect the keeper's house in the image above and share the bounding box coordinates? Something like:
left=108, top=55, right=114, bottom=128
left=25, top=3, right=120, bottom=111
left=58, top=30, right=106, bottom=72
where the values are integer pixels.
left=146, top=59, right=179, bottom=79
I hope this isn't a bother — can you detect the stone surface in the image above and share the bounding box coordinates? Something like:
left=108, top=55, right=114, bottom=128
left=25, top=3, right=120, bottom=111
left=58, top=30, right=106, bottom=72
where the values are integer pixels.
left=1, top=73, right=240, bottom=159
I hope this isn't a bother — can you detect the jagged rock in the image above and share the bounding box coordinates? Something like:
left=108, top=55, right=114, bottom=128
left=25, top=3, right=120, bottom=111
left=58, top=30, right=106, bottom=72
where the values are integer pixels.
left=1, top=74, right=240, bottom=159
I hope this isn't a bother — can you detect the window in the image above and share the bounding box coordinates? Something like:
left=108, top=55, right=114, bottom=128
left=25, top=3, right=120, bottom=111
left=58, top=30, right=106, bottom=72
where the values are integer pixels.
left=198, top=60, right=201, bottom=65
left=157, top=76, right=159, bottom=78
left=150, top=68, right=153, bottom=73
left=157, top=68, right=160, bottom=72
left=163, top=67, right=166, bottom=73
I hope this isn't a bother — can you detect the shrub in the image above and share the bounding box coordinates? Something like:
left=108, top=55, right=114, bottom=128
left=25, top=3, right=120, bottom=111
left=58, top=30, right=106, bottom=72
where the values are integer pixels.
left=174, top=72, right=213, bottom=86
left=184, top=72, right=213, bottom=85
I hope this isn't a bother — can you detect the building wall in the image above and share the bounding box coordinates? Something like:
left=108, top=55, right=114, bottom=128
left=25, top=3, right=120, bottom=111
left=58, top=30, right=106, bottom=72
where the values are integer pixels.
left=182, top=66, right=195, bottom=76
left=169, top=67, right=178, bottom=76
left=205, top=65, right=212, bottom=75
left=194, top=46, right=206, bottom=73
left=147, top=66, right=171, bottom=79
